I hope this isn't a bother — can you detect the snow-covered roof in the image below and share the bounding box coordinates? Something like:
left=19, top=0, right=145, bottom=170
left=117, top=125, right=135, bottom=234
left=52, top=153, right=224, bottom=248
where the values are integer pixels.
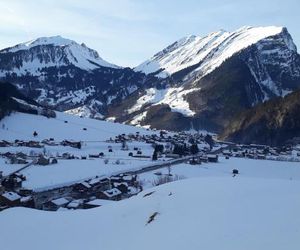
left=103, top=188, right=122, bottom=197
left=89, top=177, right=104, bottom=185
left=51, top=197, right=69, bottom=206
left=86, top=199, right=116, bottom=206
left=20, top=196, right=32, bottom=203
left=80, top=182, right=91, bottom=189
left=2, top=192, right=21, bottom=201
left=67, top=200, right=82, bottom=208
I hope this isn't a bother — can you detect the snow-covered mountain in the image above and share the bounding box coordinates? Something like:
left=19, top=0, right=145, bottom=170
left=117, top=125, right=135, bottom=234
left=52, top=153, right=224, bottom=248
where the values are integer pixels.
left=135, top=26, right=296, bottom=80
left=110, top=26, right=300, bottom=131
left=0, top=36, right=154, bottom=116
left=1, top=27, right=300, bottom=133
left=0, top=36, right=119, bottom=75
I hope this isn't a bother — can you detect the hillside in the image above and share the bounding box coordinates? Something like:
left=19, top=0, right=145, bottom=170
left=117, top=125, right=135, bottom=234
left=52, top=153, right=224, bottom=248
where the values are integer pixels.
left=1, top=173, right=300, bottom=250
left=0, top=82, right=40, bottom=120
left=220, top=90, right=300, bottom=145
left=0, top=110, right=153, bottom=141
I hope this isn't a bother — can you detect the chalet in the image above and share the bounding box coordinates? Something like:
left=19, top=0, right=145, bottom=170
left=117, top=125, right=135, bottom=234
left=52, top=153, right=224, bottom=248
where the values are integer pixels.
left=199, top=156, right=208, bottom=163
left=50, top=158, right=58, bottom=164
left=83, top=199, right=115, bottom=209
left=97, top=188, right=122, bottom=201
left=0, top=140, right=11, bottom=147
left=2, top=173, right=25, bottom=190
left=37, top=155, right=50, bottom=165
left=25, top=141, right=42, bottom=148
left=113, top=182, right=128, bottom=193
left=207, top=154, right=218, bottom=163
left=110, top=174, right=137, bottom=186
left=18, top=188, right=33, bottom=196
left=188, top=157, right=201, bottom=165
left=0, top=191, right=21, bottom=206
left=43, top=197, right=70, bottom=211
left=88, top=177, right=110, bottom=192
left=42, top=139, right=57, bottom=146
left=62, top=152, right=74, bottom=159
left=257, top=154, right=266, bottom=160
left=20, top=196, right=35, bottom=208
left=16, top=152, right=27, bottom=159
left=72, top=181, right=92, bottom=194
left=67, top=199, right=83, bottom=209
left=8, top=155, right=28, bottom=164
left=61, top=140, right=81, bottom=149
left=222, top=150, right=232, bottom=156
left=89, top=154, right=100, bottom=158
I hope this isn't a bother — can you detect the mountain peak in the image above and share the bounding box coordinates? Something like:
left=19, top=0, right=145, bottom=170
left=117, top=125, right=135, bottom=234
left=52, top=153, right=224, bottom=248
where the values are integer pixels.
left=0, top=35, right=120, bottom=72
left=134, top=25, right=289, bottom=78
left=5, top=35, right=76, bottom=53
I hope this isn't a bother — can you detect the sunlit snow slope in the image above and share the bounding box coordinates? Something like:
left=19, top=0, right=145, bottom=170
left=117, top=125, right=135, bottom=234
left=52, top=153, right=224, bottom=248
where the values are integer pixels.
left=0, top=175, right=299, bottom=250
left=0, top=111, right=152, bottom=141
left=135, top=26, right=291, bottom=78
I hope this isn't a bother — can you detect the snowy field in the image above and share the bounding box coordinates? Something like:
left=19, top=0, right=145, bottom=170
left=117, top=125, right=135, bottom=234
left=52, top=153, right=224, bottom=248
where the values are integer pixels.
left=0, top=111, right=154, bottom=141
left=139, top=157, right=300, bottom=188
left=0, top=158, right=24, bottom=175
left=1, top=173, right=300, bottom=250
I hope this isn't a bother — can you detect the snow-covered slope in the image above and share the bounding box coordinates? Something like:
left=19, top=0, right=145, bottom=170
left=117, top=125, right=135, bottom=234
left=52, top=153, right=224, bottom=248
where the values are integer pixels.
left=0, top=111, right=152, bottom=141
left=135, top=26, right=291, bottom=78
left=0, top=36, right=119, bottom=75
left=1, top=174, right=299, bottom=250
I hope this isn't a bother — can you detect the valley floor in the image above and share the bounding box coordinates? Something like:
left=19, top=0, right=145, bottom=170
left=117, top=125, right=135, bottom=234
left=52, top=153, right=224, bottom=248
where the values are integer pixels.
left=0, top=111, right=300, bottom=250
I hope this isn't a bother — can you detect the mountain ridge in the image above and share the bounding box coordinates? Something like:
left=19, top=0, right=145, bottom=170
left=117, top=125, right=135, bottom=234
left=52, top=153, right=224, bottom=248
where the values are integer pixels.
left=1, top=26, right=300, bottom=136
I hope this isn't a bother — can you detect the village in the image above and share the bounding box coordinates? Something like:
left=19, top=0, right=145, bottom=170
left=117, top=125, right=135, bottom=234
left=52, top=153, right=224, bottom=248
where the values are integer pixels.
left=0, top=126, right=300, bottom=212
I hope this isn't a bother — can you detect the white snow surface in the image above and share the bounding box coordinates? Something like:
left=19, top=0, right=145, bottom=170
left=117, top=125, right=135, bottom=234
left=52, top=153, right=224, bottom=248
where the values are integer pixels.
left=0, top=35, right=119, bottom=73
left=128, top=87, right=198, bottom=117
left=0, top=111, right=154, bottom=141
left=135, top=26, right=285, bottom=78
left=1, top=163, right=300, bottom=250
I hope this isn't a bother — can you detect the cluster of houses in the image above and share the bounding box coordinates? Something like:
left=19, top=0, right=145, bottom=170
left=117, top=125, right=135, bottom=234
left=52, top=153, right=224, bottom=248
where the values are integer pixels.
left=108, top=131, right=211, bottom=149
left=0, top=170, right=140, bottom=211
left=0, top=171, right=35, bottom=211
left=188, top=154, right=219, bottom=165
left=3, top=128, right=300, bottom=213
left=218, top=143, right=300, bottom=162
left=0, top=139, right=81, bottom=149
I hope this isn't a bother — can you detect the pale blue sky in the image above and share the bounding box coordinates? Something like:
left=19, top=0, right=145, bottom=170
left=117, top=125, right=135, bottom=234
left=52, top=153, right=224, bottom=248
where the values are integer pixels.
left=0, top=0, right=299, bottom=67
